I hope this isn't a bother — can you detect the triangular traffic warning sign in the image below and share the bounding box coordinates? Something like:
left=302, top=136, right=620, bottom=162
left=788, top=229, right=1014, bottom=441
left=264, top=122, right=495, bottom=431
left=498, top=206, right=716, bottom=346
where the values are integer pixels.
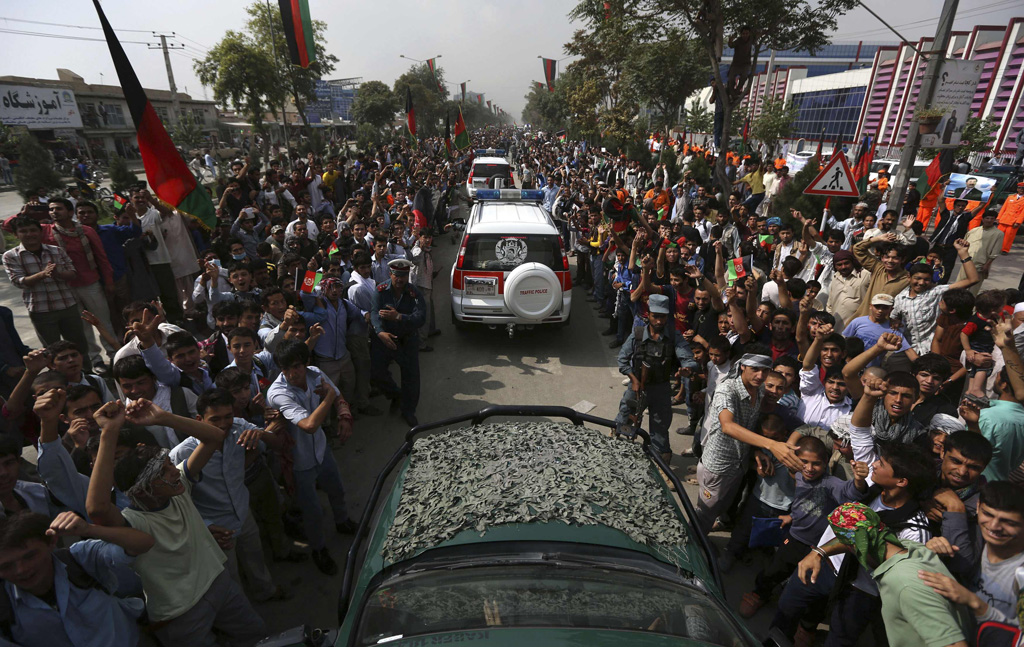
left=804, top=153, right=861, bottom=197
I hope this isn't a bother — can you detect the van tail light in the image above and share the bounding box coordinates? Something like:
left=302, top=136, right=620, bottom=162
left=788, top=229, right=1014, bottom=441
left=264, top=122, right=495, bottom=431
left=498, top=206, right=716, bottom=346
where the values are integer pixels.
left=452, top=268, right=463, bottom=290
left=456, top=234, right=469, bottom=269
left=467, top=170, right=474, bottom=184
left=559, top=238, right=570, bottom=271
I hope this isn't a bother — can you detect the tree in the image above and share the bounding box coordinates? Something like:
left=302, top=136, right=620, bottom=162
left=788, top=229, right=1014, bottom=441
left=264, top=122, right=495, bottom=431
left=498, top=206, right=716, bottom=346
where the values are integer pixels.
left=243, top=2, right=338, bottom=127
left=171, top=111, right=205, bottom=152
left=770, top=156, right=833, bottom=220
left=620, top=32, right=710, bottom=133
left=13, top=134, right=61, bottom=200
left=0, top=121, right=20, bottom=160
left=195, top=32, right=283, bottom=157
left=107, top=154, right=138, bottom=194
left=920, top=116, right=998, bottom=161
left=684, top=101, right=713, bottom=134
left=352, top=80, right=399, bottom=132
left=521, top=80, right=570, bottom=132
left=393, top=64, right=449, bottom=138
left=749, top=97, right=798, bottom=154
left=569, top=0, right=856, bottom=194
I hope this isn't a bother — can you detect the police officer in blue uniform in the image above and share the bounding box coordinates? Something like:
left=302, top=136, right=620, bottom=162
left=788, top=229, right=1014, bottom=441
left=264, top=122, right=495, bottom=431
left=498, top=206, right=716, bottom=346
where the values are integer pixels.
left=616, top=293, right=698, bottom=463
left=370, top=258, right=425, bottom=426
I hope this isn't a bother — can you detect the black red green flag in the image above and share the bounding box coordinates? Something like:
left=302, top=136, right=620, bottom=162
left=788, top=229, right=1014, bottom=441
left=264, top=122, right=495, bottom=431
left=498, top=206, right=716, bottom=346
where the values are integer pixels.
left=741, top=115, right=750, bottom=155
left=460, top=82, right=466, bottom=103
left=444, top=113, right=453, bottom=158
left=814, top=127, right=826, bottom=160
left=453, top=107, right=470, bottom=150
left=278, top=0, right=316, bottom=68
left=91, top=0, right=215, bottom=230
left=477, top=94, right=483, bottom=105
left=852, top=135, right=875, bottom=194
left=542, top=57, right=557, bottom=91
left=486, top=100, right=492, bottom=113
left=405, top=87, right=417, bottom=148
left=918, top=148, right=955, bottom=198
left=425, top=58, right=443, bottom=92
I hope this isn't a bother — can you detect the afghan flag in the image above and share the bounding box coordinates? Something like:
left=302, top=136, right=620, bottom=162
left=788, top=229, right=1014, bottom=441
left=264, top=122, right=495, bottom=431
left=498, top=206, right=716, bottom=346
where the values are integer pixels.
left=487, top=100, right=492, bottom=113
left=278, top=0, right=316, bottom=68
left=460, top=82, right=466, bottom=103
left=405, top=87, right=417, bottom=148
left=542, top=57, right=557, bottom=91
left=726, top=256, right=752, bottom=283
left=91, top=0, right=216, bottom=231
left=814, top=128, right=825, bottom=160
left=425, top=58, right=443, bottom=93
left=740, top=116, right=750, bottom=155
left=300, top=270, right=322, bottom=294
left=535, top=82, right=545, bottom=91
left=852, top=135, right=875, bottom=194
left=453, top=107, right=470, bottom=150
left=326, top=241, right=340, bottom=257
left=477, top=94, right=483, bottom=106
left=444, top=112, right=453, bottom=158
left=916, top=148, right=955, bottom=228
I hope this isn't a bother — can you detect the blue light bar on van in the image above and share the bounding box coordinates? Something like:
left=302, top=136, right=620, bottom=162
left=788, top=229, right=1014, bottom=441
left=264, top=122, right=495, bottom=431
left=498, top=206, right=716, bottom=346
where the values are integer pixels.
left=473, top=148, right=506, bottom=156
left=475, top=189, right=545, bottom=201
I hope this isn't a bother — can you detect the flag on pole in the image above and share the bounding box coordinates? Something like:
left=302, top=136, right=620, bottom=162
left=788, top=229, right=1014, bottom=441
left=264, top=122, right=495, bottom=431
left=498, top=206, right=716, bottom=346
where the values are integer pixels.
left=916, top=148, right=955, bottom=228
left=444, top=112, right=453, bottom=158
left=460, top=82, right=466, bottom=103
left=487, top=100, right=492, bottom=113
left=300, top=271, right=323, bottom=294
left=91, top=0, right=216, bottom=231
left=405, top=87, right=417, bottom=148
left=852, top=135, right=875, bottom=194
left=425, top=58, right=444, bottom=92
left=477, top=94, right=483, bottom=105
left=741, top=116, right=750, bottom=156
left=542, top=57, right=557, bottom=91
left=278, top=0, right=316, bottom=68
left=453, top=107, right=470, bottom=150
left=814, top=127, right=825, bottom=160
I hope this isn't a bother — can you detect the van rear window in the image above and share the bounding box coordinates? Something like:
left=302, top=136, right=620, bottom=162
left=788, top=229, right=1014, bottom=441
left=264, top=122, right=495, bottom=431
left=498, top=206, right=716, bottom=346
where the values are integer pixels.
left=462, top=234, right=561, bottom=271
left=472, top=163, right=510, bottom=179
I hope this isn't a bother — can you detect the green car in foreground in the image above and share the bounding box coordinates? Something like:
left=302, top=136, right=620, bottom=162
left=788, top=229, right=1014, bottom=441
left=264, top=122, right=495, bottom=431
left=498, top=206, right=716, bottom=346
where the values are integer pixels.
left=333, top=406, right=785, bottom=647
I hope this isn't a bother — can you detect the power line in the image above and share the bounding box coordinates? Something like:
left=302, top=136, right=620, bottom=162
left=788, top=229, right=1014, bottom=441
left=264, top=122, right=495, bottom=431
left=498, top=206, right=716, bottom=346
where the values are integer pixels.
left=842, top=0, right=1020, bottom=39
left=0, top=16, right=151, bottom=32
left=175, top=33, right=210, bottom=52
left=0, top=27, right=149, bottom=44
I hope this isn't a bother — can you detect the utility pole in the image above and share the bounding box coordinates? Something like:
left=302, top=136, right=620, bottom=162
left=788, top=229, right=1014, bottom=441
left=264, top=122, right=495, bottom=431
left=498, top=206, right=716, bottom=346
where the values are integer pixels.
left=887, top=0, right=959, bottom=216
left=150, top=33, right=185, bottom=126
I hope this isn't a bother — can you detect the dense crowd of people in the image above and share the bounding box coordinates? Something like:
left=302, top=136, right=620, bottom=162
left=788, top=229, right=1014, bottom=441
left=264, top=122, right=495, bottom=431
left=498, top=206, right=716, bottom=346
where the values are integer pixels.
left=0, top=124, right=1021, bottom=647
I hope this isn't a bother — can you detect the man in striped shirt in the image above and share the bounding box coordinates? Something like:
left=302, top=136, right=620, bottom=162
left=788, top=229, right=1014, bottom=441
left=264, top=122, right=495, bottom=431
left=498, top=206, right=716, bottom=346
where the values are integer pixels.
left=2, top=216, right=91, bottom=368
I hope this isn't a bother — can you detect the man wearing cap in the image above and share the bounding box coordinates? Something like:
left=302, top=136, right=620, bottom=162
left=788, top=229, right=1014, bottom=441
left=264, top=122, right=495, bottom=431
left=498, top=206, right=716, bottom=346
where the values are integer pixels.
left=996, top=182, right=1024, bottom=254
left=370, top=258, right=425, bottom=427
left=615, top=293, right=697, bottom=463
left=230, top=206, right=269, bottom=261
left=695, top=344, right=803, bottom=534
left=825, top=202, right=869, bottom=250
left=842, top=293, right=915, bottom=367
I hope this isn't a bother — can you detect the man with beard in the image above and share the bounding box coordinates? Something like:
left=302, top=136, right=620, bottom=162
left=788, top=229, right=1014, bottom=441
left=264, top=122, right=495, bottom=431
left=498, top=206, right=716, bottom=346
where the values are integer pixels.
left=694, top=344, right=803, bottom=534
left=825, top=250, right=870, bottom=331
left=851, top=238, right=910, bottom=319
left=615, top=294, right=698, bottom=466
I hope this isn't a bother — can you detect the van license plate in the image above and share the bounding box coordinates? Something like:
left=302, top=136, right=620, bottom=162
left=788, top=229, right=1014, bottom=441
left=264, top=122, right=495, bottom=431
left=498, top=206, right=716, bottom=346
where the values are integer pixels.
left=465, top=277, right=497, bottom=296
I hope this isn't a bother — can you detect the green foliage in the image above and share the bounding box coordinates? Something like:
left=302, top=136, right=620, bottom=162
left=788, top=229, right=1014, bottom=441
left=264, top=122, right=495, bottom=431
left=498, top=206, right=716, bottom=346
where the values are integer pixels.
left=521, top=80, right=569, bottom=133
left=0, top=122, right=20, bottom=160
left=195, top=32, right=282, bottom=133
left=750, top=97, right=798, bottom=153
left=352, top=80, right=399, bottom=132
left=244, top=2, right=338, bottom=126
left=107, top=155, right=138, bottom=194
left=13, top=134, right=61, bottom=201
left=684, top=101, right=713, bottom=134
left=620, top=33, right=710, bottom=132
left=393, top=64, right=449, bottom=138
left=171, top=111, right=205, bottom=151
left=685, top=154, right=712, bottom=186
left=355, top=123, right=383, bottom=151
left=920, top=116, right=998, bottom=161
left=770, top=157, right=828, bottom=220
left=297, top=129, right=327, bottom=158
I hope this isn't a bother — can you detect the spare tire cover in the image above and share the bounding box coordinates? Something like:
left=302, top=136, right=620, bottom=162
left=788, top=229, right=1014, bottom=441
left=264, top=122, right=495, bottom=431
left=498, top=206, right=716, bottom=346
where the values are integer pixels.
left=503, top=262, right=562, bottom=320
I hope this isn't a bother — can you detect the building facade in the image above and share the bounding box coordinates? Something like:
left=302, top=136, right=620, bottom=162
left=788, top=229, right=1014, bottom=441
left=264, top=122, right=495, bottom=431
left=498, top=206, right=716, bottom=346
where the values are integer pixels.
left=0, top=68, right=219, bottom=161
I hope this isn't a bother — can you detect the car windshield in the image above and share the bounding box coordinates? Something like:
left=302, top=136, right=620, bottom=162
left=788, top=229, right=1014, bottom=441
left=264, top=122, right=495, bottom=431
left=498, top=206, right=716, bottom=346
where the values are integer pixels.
left=462, top=234, right=561, bottom=271
left=473, top=163, right=510, bottom=179
left=356, top=565, right=746, bottom=646
left=870, top=161, right=892, bottom=173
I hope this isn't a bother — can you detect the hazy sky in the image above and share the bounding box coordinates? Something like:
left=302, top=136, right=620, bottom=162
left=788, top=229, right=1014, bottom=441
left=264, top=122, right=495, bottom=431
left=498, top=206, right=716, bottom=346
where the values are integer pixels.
left=0, top=0, right=1018, bottom=119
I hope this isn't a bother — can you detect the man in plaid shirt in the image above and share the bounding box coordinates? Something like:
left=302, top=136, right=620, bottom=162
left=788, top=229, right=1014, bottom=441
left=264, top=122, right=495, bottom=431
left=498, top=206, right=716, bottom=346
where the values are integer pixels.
left=2, top=216, right=91, bottom=368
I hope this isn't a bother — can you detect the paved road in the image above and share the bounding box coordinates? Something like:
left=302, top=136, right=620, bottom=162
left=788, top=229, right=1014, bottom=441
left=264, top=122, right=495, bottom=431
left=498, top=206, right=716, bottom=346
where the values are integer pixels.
left=0, top=182, right=1019, bottom=640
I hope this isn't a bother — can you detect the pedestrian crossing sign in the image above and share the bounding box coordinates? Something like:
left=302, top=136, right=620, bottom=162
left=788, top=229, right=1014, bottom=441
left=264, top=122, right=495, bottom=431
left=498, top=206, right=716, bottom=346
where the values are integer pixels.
left=804, top=153, right=860, bottom=197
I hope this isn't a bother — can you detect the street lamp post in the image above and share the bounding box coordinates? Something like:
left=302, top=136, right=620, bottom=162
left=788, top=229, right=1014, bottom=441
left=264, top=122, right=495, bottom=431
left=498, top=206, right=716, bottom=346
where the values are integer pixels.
left=399, top=54, right=442, bottom=65
left=453, top=79, right=471, bottom=101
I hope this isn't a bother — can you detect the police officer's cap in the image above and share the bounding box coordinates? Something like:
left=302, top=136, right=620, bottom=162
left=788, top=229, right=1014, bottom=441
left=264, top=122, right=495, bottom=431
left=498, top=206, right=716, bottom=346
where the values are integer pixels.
left=648, top=294, right=670, bottom=315
left=388, top=258, right=414, bottom=275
